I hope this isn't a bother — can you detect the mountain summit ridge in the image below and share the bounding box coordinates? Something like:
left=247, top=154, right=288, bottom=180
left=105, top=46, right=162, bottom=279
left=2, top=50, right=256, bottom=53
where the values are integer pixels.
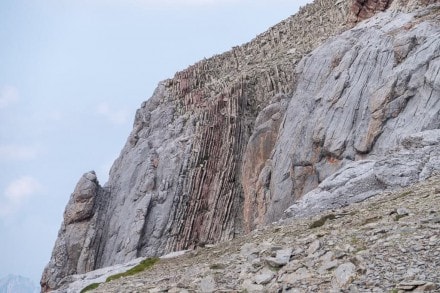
left=41, top=0, right=440, bottom=291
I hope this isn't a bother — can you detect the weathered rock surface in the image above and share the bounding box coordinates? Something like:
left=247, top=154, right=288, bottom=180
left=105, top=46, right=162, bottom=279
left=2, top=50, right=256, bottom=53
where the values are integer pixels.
left=41, top=171, right=105, bottom=292
left=42, top=0, right=440, bottom=291
left=350, top=0, right=392, bottom=22
left=285, top=130, right=440, bottom=219
left=265, top=4, right=440, bottom=224
left=86, top=176, right=440, bottom=292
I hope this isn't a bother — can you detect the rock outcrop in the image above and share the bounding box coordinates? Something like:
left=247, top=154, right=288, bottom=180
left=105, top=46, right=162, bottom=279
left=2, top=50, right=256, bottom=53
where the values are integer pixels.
left=42, top=0, right=440, bottom=291
left=350, top=0, right=392, bottom=22
left=285, top=130, right=440, bottom=219
left=41, top=172, right=106, bottom=292
left=263, top=3, right=440, bottom=224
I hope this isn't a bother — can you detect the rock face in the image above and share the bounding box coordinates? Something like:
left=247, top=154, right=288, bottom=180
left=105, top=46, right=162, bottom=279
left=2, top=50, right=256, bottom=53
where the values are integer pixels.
left=264, top=4, right=440, bottom=224
left=350, top=0, right=392, bottom=22
left=40, top=172, right=106, bottom=292
left=42, top=0, right=440, bottom=291
left=285, top=130, right=440, bottom=219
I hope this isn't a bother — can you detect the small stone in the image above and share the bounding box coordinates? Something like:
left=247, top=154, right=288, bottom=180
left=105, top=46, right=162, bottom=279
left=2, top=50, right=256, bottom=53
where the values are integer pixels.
left=251, top=258, right=262, bottom=268
left=271, top=112, right=282, bottom=121
left=242, top=279, right=264, bottom=292
left=333, top=262, right=357, bottom=288
left=418, top=282, right=439, bottom=291
left=319, top=260, right=338, bottom=273
left=199, top=275, right=216, bottom=293
left=240, top=243, right=260, bottom=261
left=265, top=248, right=292, bottom=267
left=307, top=240, right=321, bottom=255
left=283, top=259, right=303, bottom=273
left=348, top=284, right=360, bottom=293
left=254, top=268, right=275, bottom=285
left=404, top=267, right=421, bottom=278
left=282, top=267, right=312, bottom=284
left=396, top=208, right=410, bottom=216
left=343, top=244, right=356, bottom=253
left=320, top=251, right=334, bottom=262
left=396, top=280, right=430, bottom=290
left=292, top=248, right=304, bottom=257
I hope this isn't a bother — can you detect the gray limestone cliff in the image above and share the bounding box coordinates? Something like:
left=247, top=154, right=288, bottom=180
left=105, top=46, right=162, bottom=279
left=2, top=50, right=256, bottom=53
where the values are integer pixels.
left=41, top=0, right=440, bottom=291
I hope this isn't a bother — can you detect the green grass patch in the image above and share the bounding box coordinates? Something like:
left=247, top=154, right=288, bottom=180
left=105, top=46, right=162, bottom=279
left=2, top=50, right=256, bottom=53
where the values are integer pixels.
left=106, top=258, right=159, bottom=282
left=80, top=283, right=100, bottom=293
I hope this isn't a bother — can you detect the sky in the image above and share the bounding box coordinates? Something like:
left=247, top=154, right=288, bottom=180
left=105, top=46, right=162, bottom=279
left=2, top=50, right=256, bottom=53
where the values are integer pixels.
left=0, top=0, right=312, bottom=286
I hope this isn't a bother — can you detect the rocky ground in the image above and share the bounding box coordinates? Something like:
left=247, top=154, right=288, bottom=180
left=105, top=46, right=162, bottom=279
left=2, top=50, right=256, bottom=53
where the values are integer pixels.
left=88, top=175, right=440, bottom=293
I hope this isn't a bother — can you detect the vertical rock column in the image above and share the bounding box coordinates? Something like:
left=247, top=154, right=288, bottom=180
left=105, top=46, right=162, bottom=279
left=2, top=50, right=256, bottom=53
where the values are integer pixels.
left=165, top=78, right=249, bottom=250
left=41, top=171, right=103, bottom=292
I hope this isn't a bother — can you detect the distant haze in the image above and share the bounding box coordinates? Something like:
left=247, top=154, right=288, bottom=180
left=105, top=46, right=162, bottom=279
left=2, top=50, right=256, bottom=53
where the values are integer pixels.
left=0, top=275, right=38, bottom=293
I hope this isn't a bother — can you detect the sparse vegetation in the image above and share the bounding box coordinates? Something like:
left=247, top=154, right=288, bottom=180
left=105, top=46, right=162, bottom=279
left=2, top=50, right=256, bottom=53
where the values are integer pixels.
left=80, top=283, right=100, bottom=293
left=106, top=258, right=159, bottom=282
left=351, top=236, right=367, bottom=252
left=209, top=263, right=226, bottom=270
left=394, top=213, right=408, bottom=221
left=309, top=213, right=336, bottom=229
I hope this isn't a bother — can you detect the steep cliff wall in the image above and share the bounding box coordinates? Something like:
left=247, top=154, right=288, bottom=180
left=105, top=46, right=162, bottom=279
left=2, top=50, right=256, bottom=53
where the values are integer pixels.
left=264, top=3, right=440, bottom=224
left=42, top=0, right=440, bottom=291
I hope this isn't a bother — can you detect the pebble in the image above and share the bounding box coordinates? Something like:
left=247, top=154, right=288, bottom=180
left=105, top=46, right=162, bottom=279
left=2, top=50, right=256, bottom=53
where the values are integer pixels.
left=307, top=240, right=321, bottom=255
left=333, top=262, right=356, bottom=288
left=254, top=268, right=275, bottom=285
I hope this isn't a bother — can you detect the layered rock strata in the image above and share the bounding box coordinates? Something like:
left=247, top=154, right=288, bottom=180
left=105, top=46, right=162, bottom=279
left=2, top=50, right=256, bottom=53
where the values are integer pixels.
left=42, top=0, right=440, bottom=291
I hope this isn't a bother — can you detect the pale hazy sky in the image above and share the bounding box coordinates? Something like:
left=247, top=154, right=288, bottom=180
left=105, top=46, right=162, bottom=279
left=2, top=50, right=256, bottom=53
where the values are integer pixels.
left=0, top=0, right=313, bottom=285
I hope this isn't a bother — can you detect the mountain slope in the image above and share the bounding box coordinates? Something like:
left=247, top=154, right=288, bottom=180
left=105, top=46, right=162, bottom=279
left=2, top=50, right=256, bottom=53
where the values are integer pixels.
left=62, top=175, right=440, bottom=292
left=41, top=0, right=440, bottom=291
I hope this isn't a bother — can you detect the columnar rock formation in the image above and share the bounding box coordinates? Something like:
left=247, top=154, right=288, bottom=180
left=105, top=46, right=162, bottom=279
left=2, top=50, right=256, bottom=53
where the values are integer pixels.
left=42, top=0, right=440, bottom=291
